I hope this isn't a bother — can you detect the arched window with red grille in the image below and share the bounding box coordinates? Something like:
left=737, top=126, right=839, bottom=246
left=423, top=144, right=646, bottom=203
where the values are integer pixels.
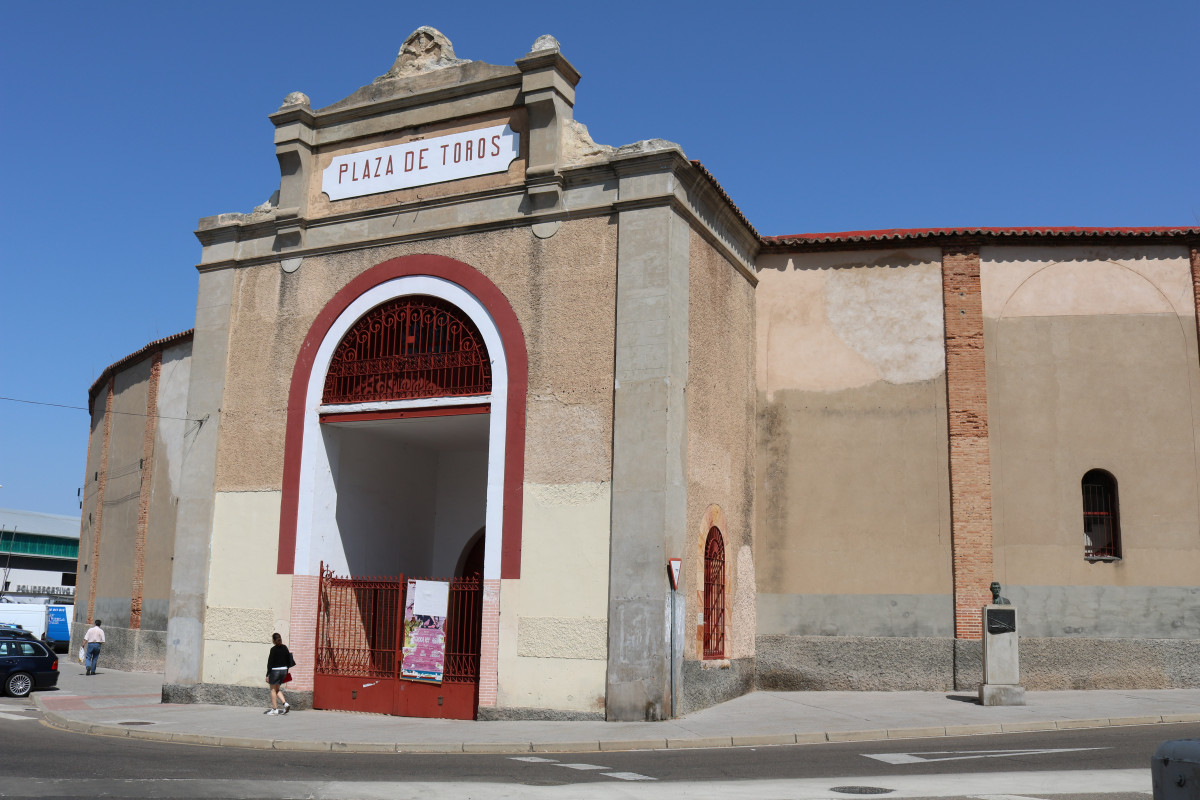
left=1082, top=469, right=1121, bottom=559
left=323, top=295, right=491, bottom=404
left=703, top=527, right=726, bottom=659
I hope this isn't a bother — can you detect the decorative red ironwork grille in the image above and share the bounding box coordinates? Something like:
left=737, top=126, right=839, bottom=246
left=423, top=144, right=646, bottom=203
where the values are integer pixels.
left=316, top=564, right=481, bottom=683
left=1082, top=470, right=1121, bottom=559
left=703, top=527, right=726, bottom=659
left=323, top=296, right=491, bottom=405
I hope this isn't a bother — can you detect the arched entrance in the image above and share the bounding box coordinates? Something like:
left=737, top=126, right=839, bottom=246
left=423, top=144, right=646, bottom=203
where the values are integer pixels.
left=278, top=255, right=528, bottom=720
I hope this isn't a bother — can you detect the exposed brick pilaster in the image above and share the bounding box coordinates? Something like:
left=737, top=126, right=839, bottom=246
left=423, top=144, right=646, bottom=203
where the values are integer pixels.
left=86, top=378, right=115, bottom=625
left=289, top=574, right=319, bottom=691
left=478, top=579, right=500, bottom=707
left=1190, top=247, right=1200, bottom=359
left=942, top=245, right=994, bottom=640
left=129, top=352, right=162, bottom=630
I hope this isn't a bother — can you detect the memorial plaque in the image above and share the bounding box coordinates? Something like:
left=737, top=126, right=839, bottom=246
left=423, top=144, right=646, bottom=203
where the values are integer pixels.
left=986, top=607, right=1016, bottom=635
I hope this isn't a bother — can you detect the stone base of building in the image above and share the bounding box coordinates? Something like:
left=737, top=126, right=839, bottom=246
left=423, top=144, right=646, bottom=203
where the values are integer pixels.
left=758, top=635, right=956, bottom=691
left=979, top=683, right=1025, bottom=705
left=476, top=706, right=604, bottom=721
left=761, top=635, right=1200, bottom=692
left=679, top=657, right=755, bottom=715
left=162, top=682, right=313, bottom=711
left=70, top=622, right=168, bottom=673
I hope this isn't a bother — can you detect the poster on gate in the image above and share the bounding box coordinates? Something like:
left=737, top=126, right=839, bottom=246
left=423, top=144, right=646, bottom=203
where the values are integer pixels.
left=401, top=579, right=449, bottom=683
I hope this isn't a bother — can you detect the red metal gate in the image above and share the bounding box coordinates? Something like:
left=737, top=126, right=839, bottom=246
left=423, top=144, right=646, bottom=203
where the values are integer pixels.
left=313, top=563, right=482, bottom=719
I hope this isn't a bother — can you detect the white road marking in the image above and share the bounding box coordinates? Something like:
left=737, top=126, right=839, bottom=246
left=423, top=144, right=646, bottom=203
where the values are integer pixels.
left=970, top=795, right=1050, bottom=800
left=510, top=756, right=557, bottom=762
left=0, top=711, right=35, bottom=720
left=555, top=763, right=610, bottom=771
left=0, top=769, right=1153, bottom=798
left=601, top=772, right=656, bottom=781
left=866, top=746, right=1106, bottom=764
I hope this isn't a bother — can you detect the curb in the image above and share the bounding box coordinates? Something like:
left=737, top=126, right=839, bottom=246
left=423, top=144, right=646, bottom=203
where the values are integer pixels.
left=33, top=701, right=1200, bottom=754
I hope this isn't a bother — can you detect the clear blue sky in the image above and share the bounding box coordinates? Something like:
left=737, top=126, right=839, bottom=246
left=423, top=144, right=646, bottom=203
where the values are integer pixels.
left=2, top=1, right=1197, bottom=518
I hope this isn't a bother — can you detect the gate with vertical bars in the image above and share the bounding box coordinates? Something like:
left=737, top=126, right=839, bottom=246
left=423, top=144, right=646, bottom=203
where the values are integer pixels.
left=313, top=563, right=482, bottom=719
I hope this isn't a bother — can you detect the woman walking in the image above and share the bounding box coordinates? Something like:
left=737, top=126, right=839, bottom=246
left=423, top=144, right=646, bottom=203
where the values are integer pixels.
left=264, top=632, right=294, bottom=715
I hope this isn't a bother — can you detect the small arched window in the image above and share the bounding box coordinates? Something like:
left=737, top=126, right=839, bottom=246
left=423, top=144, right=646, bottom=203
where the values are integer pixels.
left=1082, top=469, right=1121, bottom=560
left=703, top=527, right=726, bottom=659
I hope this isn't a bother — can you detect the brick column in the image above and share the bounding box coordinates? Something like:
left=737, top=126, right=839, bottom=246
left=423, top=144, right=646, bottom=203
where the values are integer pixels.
left=1190, top=247, right=1200, bottom=355
left=130, top=352, right=162, bottom=629
left=478, top=579, right=501, bottom=706
left=942, top=244, right=994, bottom=640
left=86, top=378, right=115, bottom=624
left=288, top=574, right=319, bottom=691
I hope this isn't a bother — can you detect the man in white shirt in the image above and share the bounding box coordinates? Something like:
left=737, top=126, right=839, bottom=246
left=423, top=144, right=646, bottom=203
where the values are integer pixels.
left=83, top=620, right=105, bottom=675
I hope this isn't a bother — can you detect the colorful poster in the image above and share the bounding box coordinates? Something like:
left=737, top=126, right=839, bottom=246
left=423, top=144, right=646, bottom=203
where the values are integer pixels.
left=401, top=579, right=449, bottom=683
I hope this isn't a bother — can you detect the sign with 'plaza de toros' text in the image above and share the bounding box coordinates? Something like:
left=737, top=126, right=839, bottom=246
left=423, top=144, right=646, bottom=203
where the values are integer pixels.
left=321, top=124, right=520, bottom=201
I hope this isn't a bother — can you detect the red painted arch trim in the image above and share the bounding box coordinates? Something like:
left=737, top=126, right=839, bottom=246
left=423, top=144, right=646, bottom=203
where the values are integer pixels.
left=277, top=254, right=528, bottom=579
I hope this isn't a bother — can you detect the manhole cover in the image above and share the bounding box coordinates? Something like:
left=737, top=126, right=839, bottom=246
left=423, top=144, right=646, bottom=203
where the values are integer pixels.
left=118, top=721, right=155, bottom=726
left=830, top=788, right=894, bottom=796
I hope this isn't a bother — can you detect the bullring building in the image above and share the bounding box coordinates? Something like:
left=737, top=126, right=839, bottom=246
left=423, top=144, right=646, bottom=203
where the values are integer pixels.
left=75, top=28, right=1200, bottom=720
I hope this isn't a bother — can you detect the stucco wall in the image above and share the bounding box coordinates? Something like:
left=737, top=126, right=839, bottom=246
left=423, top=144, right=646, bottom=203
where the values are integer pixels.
left=76, top=390, right=106, bottom=627
left=495, top=482, right=610, bottom=716
left=208, top=216, right=618, bottom=708
left=215, top=217, right=617, bottom=493
left=686, top=229, right=757, bottom=658
left=203, top=490, right=293, bottom=686
left=681, top=227, right=756, bottom=713
left=983, top=244, right=1200, bottom=639
left=74, top=341, right=192, bottom=671
left=92, top=357, right=153, bottom=627
left=142, top=343, right=191, bottom=630
left=755, top=249, right=953, bottom=639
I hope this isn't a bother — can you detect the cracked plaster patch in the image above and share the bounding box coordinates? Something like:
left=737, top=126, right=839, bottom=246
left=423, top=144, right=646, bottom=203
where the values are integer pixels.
left=824, top=261, right=945, bottom=385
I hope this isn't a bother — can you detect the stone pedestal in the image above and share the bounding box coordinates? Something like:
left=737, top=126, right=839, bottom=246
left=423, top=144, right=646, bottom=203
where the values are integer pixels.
left=978, top=604, right=1025, bottom=706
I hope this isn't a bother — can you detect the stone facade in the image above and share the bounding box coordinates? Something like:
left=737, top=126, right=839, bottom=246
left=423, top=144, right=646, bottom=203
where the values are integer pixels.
left=78, top=28, right=1200, bottom=717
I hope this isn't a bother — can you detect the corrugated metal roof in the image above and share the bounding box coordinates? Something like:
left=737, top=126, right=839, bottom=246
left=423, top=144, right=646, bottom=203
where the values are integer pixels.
left=763, top=226, right=1200, bottom=247
left=0, top=508, right=80, bottom=540
left=87, top=329, right=194, bottom=405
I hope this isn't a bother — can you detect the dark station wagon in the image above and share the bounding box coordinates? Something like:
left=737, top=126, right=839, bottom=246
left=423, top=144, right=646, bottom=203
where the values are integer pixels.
left=0, top=632, right=59, bottom=697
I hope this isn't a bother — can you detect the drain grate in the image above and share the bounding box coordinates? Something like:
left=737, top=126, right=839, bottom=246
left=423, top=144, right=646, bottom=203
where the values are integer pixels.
left=830, top=788, right=894, bottom=796
left=118, top=721, right=155, bottom=726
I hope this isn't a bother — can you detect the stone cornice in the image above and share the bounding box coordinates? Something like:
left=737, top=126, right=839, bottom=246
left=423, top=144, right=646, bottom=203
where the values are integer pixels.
left=194, top=148, right=759, bottom=282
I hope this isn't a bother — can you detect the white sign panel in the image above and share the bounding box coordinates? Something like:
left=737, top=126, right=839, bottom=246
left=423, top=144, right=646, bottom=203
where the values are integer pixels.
left=321, top=124, right=519, bottom=201
left=410, top=579, right=450, bottom=616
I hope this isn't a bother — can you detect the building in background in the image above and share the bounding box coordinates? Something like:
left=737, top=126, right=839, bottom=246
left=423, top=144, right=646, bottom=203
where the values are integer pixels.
left=0, top=508, right=78, bottom=604
left=75, top=28, right=1200, bottom=720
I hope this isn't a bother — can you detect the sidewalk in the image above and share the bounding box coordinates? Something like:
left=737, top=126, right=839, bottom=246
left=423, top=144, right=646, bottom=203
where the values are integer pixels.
left=32, top=666, right=1200, bottom=754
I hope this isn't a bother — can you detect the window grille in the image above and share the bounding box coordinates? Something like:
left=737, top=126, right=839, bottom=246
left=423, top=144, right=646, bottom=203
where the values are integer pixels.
left=323, top=296, right=491, bottom=405
left=1082, top=469, right=1121, bottom=559
left=703, top=527, right=726, bottom=659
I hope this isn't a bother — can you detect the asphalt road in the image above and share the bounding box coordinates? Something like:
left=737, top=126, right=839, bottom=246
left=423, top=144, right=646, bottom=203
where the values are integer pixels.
left=1, top=694, right=1193, bottom=798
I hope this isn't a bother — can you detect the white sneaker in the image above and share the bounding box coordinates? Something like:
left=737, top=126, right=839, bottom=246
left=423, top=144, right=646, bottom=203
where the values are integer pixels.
left=282, top=703, right=290, bottom=715
left=266, top=709, right=280, bottom=715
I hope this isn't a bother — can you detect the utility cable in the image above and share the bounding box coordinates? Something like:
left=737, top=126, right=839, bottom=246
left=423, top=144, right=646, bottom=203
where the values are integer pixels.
left=0, top=395, right=202, bottom=422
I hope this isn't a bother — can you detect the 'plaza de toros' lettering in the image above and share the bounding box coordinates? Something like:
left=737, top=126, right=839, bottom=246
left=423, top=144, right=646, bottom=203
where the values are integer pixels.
left=321, top=124, right=520, bottom=201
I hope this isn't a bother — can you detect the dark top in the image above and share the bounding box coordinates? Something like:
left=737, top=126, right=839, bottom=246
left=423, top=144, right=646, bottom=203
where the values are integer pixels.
left=267, top=643, right=292, bottom=670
